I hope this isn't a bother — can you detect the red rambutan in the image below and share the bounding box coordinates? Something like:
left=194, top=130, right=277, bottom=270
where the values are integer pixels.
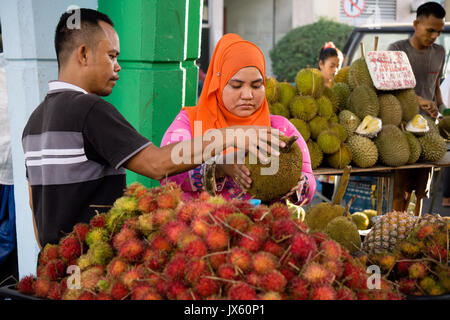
left=246, top=272, right=261, bottom=287
left=262, top=240, right=284, bottom=257
left=280, top=267, right=296, bottom=283
left=42, top=259, right=66, bottom=281
left=73, top=223, right=90, bottom=243
left=194, top=277, right=220, bottom=298
left=58, top=236, right=82, bottom=262
left=228, top=248, right=252, bottom=272
left=269, top=203, right=291, bottom=219
left=217, top=264, right=237, bottom=280
left=17, top=275, right=36, bottom=295
left=38, top=244, right=60, bottom=266
left=252, top=251, right=278, bottom=275
left=162, top=220, right=189, bottom=245
left=310, top=285, right=336, bottom=300
left=118, top=238, right=146, bottom=262
left=322, top=259, right=344, bottom=279
left=107, top=258, right=129, bottom=278
left=138, top=194, right=157, bottom=213
left=228, top=283, right=258, bottom=300
left=157, top=192, right=179, bottom=209
left=121, top=267, right=145, bottom=290
left=396, top=260, right=412, bottom=276
left=319, top=240, right=341, bottom=261
left=417, top=224, right=434, bottom=240
left=153, top=209, right=175, bottom=227
left=142, top=249, right=167, bottom=271
left=78, top=291, right=97, bottom=300
left=289, top=277, right=309, bottom=300
left=226, top=213, right=251, bottom=236
left=148, top=233, right=173, bottom=254
left=343, top=262, right=368, bottom=290
left=336, top=286, right=355, bottom=300
left=81, top=266, right=104, bottom=291
left=209, top=252, right=227, bottom=270
left=89, top=213, right=106, bottom=228
left=302, top=262, right=335, bottom=286
left=110, top=281, right=129, bottom=300
left=97, top=293, right=113, bottom=300
left=191, top=217, right=210, bottom=237
left=205, top=226, right=229, bottom=251
left=290, top=232, right=318, bottom=262
left=260, top=291, right=282, bottom=300
left=260, top=270, right=287, bottom=293
left=166, top=280, right=188, bottom=300
left=177, top=202, right=197, bottom=222
left=35, top=277, right=52, bottom=298
left=271, top=219, right=298, bottom=241
left=47, top=282, right=62, bottom=300
left=164, top=255, right=188, bottom=280
left=185, top=259, right=208, bottom=285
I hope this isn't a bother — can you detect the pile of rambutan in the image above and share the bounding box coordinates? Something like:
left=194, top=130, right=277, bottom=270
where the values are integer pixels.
left=367, top=216, right=449, bottom=297
left=16, top=182, right=402, bottom=300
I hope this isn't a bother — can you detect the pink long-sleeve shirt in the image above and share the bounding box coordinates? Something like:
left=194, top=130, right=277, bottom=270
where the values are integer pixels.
left=160, top=110, right=316, bottom=204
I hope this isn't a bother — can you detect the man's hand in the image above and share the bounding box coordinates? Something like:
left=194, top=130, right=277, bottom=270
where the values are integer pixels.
left=216, top=163, right=252, bottom=190
left=417, top=96, right=439, bottom=118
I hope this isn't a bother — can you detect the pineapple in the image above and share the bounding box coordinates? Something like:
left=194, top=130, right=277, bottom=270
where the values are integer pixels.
left=362, top=211, right=417, bottom=254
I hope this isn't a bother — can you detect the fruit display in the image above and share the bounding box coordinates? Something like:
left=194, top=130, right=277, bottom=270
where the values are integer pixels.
left=366, top=214, right=449, bottom=297
left=15, top=183, right=403, bottom=300
left=266, top=56, right=448, bottom=171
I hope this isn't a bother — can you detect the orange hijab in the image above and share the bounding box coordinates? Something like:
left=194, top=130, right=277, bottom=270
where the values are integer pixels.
left=183, top=33, right=271, bottom=137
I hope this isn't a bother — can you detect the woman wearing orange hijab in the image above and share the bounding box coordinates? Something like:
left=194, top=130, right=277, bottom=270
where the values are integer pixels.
left=161, top=34, right=316, bottom=204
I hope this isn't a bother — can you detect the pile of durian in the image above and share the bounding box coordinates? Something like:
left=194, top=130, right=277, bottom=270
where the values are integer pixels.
left=266, top=58, right=448, bottom=170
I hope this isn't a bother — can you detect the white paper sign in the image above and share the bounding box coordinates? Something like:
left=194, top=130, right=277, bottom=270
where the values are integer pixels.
left=365, top=51, right=416, bottom=90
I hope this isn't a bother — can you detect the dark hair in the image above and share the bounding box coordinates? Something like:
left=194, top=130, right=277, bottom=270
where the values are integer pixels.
left=318, top=47, right=338, bottom=70
left=54, top=8, right=114, bottom=68
left=417, top=2, right=446, bottom=19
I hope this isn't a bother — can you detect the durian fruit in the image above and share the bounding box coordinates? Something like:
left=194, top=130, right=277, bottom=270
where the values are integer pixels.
left=363, top=209, right=377, bottom=228
left=348, top=85, right=380, bottom=120
left=269, top=102, right=290, bottom=119
left=309, top=116, right=329, bottom=140
left=404, top=131, right=422, bottom=165
left=423, top=115, right=440, bottom=135
left=338, top=110, right=360, bottom=137
left=307, top=140, right=323, bottom=169
left=325, top=216, right=362, bottom=254
left=316, top=95, right=334, bottom=119
left=290, top=118, right=310, bottom=141
left=322, top=86, right=339, bottom=112
left=351, top=212, right=370, bottom=230
left=438, top=115, right=450, bottom=138
left=329, top=113, right=339, bottom=124
left=355, top=115, right=382, bottom=138
left=395, top=89, right=420, bottom=122
left=378, top=94, right=402, bottom=126
left=265, top=77, right=280, bottom=103
left=362, top=211, right=416, bottom=254
left=348, top=58, right=374, bottom=90
left=332, top=82, right=351, bottom=110
left=329, top=122, right=348, bottom=142
left=289, top=96, right=318, bottom=121
left=334, top=66, right=349, bottom=84
left=405, top=114, right=429, bottom=135
left=347, top=135, right=378, bottom=168
left=375, top=125, right=410, bottom=167
left=305, top=202, right=346, bottom=232
left=326, top=144, right=352, bottom=169
left=279, top=81, right=296, bottom=107
left=295, top=68, right=324, bottom=98
left=245, top=135, right=302, bottom=202
left=317, top=130, right=341, bottom=154
left=418, top=132, right=447, bottom=162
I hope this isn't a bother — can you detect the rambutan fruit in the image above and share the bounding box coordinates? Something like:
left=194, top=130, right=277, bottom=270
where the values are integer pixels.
left=47, top=282, right=62, bottom=300
left=138, top=194, right=157, bottom=213
left=157, top=192, right=179, bottom=209
left=357, top=291, right=372, bottom=300
left=110, top=280, right=130, bottom=300
left=238, top=234, right=262, bottom=253
left=319, top=240, right=341, bottom=261
left=35, top=277, right=52, bottom=298
left=61, top=288, right=82, bottom=300
left=38, top=244, right=60, bottom=266
left=427, top=244, right=447, bottom=261
left=185, top=259, right=208, bottom=285
left=289, top=277, right=309, bottom=300
left=90, top=213, right=107, bottom=228
left=271, top=219, right=298, bottom=241
left=177, top=202, right=197, bottom=222
left=81, top=266, right=104, bottom=291
left=97, top=293, right=113, bottom=300
left=336, top=286, right=355, bottom=300
left=228, top=248, right=252, bottom=272
left=113, top=196, right=138, bottom=212
left=416, top=224, right=434, bottom=240
left=123, top=216, right=140, bottom=230
left=73, top=223, right=90, bottom=243
left=164, top=255, right=188, bottom=280
left=137, top=213, right=154, bottom=235
left=194, top=277, right=220, bottom=298
left=118, top=238, right=145, bottom=262
left=399, top=278, right=417, bottom=295
left=343, top=262, right=368, bottom=290
left=310, top=285, right=336, bottom=300
left=269, top=203, right=291, bottom=219
left=131, top=284, right=157, bottom=300
left=183, top=238, right=208, bottom=258
left=408, top=262, right=427, bottom=280
left=231, top=200, right=253, bottom=216
left=250, top=205, right=272, bottom=224
left=42, top=259, right=66, bottom=281
left=153, top=209, right=176, bottom=227
left=112, top=226, right=139, bottom=251
left=248, top=224, right=269, bottom=241
left=142, top=249, right=167, bottom=272
left=260, top=292, right=282, bottom=300
left=191, top=217, right=210, bottom=237
left=166, top=280, right=188, bottom=300
left=246, top=272, right=261, bottom=287
left=148, top=232, right=172, bottom=254
left=260, top=270, right=287, bottom=293
left=209, top=252, right=227, bottom=270
left=58, top=236, right=82, bottom=262
left=322, top=259, right=344, bottom=279
left=290, top=232, right=318, bottom=263
left=205, top=226, right=229, bottom=251
left=396, top=261, right=412, bottom=276
left=302, top=262, right=335, bottom=286
left=226, top=213, right=251, bottom=236
left=17, top=275, right=36, bottom=295
left=125, top=182, right=145, bottom=197
left=121, top=267, right=145, bottom=290
left=87, top=242, right=114, bottom=266
left=217, top=264, right=237, bottom=280
left=311, top=232, right=328, bottom=245
left=162, top=220, right=189, bottom=245
left=85, top=227, right=109, bottom=247
left=280, top=268, right=296, bottom=283
left=228, top=283, right=258, bottom=300
left=78, top=291, right=97, bottom=300
left=262, top=240, right=284, bottom=257
left=107, top=257, right=129, bottom=278
left=252, top=251, right=278, bottom=275
left=398, top=241, right=421, bottom=258
left=195, top=202, right=214, bottom=219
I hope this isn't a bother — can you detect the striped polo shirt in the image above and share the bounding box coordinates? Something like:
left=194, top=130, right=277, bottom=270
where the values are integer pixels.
left=22, top=81, right=151, bottom=247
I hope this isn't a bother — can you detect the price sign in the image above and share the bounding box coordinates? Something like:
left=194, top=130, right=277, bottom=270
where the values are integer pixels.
left=365, top=51, right=416, bottom=90
left=342, top=0, right=365, bottom=18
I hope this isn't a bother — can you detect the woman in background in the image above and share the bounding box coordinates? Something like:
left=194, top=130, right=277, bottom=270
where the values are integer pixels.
left=318, top=41, right=343, bottom=88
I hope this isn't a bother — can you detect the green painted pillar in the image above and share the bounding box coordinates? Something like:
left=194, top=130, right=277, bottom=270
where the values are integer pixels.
left=98, top=0, right=202, bottom=187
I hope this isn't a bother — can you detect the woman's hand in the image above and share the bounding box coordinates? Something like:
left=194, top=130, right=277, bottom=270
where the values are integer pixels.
left=216, top=163, right=252, bottom=190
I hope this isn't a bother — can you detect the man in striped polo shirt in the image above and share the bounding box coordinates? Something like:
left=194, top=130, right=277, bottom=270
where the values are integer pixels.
left=22, top=9, right=281, bottom=249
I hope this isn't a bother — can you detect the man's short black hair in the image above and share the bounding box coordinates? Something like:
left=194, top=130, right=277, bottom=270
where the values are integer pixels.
left=417, top=1, right=446, bottom=20
left=54, top=8, right=114, bottom=68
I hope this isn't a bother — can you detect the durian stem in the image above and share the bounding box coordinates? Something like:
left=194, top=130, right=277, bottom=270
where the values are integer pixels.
left=360, top=42, right=365, bottom=58
left=374, top=36, right=379, bottom=51
left=332, top=165, right=352, bottom=206
left=280, top=135, right=298, bottom=152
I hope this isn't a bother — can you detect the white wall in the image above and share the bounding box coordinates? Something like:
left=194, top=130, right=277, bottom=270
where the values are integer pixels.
left=292, top=0, right=340, bottom=28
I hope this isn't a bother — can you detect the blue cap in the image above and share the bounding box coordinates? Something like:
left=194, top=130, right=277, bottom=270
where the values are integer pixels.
left=249, top=199, right=261, bottom=207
